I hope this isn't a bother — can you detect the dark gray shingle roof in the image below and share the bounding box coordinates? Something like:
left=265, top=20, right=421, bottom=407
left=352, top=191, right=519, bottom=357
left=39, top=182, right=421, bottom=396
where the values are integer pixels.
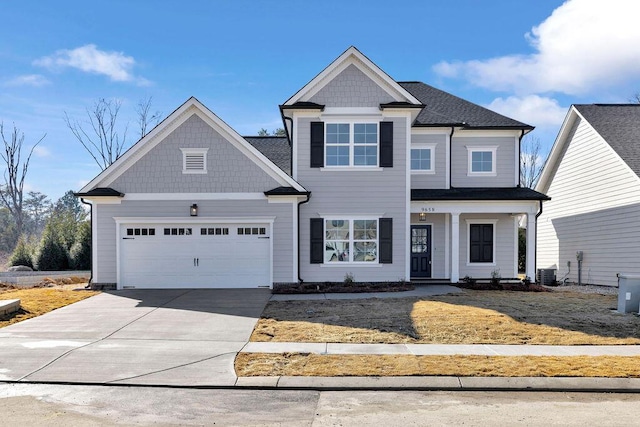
left=399, top=82, right=533, bottom=129
left=412, top=187, right=549, bottom=201
left=244, top=136, right=291, bottom=175
left=74, top=187, right=125, bottom=197
left=573, top=104, right=640, bottom=177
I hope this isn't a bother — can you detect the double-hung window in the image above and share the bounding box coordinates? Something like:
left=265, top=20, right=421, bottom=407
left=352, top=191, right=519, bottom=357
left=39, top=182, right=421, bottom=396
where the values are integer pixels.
left=325, top=219, right=378, bottom=263
left=411, top=144, right=435, bottom=173
left=326, top=123, right=378, bottom=167
left=467, top=146, right=497, bottom=176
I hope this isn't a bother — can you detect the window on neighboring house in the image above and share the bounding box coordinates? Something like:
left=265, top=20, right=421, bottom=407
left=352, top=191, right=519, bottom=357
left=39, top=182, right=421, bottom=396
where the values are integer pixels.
left=180, top=148, right=209, bottom=174
left=411, top=145, right=435, bottom=173
left=468, top=222, right=495, bottom=264
left=324, top=219, right=378, bottom=263
left=467, top=146, right=497, bottom=175
left=325, top=123, right=378, bottom=167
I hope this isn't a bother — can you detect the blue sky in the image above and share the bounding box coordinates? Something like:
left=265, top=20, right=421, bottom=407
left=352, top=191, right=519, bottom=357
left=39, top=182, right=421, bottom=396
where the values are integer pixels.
left=2, top=0, right=639, bottom=200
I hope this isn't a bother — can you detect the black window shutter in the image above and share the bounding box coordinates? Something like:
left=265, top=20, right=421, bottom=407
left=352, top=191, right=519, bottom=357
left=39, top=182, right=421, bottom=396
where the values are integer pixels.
left=379, top=218, right=393, bottom=263
left=310, top=122, right=324, bottom=168
left=310, top=218, right=324, bottom=263
left=379, top=121, right=393, bottom=167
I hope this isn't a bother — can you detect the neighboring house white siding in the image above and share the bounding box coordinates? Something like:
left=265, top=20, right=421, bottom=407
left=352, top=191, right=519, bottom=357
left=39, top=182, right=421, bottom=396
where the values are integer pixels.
left=537, top=114, right=640, bottom=286
left=110, top=114, right=281, bottom=193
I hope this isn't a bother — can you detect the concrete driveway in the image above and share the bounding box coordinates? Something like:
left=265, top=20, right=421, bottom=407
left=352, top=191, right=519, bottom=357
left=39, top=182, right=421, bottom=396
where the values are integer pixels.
left=0, top=289, right=271, bottom=386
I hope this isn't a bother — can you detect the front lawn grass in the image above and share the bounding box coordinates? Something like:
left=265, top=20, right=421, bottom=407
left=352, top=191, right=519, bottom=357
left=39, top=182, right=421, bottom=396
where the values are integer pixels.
left=239, top=289, right=640, bottom=377
left=251, top=290, right=640, bottom=345
left=0, top=285, right=98, bottom=328
left=236, top=353, right=640, bottom=378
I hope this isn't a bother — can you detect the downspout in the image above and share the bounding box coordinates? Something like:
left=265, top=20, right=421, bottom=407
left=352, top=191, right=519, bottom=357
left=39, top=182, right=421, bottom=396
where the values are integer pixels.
left=283, top=115, right=294, bottom=177
left=297, top=193, right=311, bottom=283
left=448, top=126, right=455, bottom=189
left=534, top=199, right=544, bottom=282
left=80, top=198, right=93, bottom=289
left=518, top=129, right=525, bottom=187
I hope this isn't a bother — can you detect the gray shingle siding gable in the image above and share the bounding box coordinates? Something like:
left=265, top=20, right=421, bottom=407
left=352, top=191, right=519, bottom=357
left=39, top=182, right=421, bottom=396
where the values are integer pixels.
left=573, top=104, right=640, bottom=178
left=309, top=64, right=395, bottom=107
left=109, top=114, right=281, bottom=193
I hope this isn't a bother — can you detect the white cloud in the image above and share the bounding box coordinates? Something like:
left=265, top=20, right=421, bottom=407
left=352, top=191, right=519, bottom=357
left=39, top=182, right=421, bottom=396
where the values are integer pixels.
left=34, top=44, right=145, bottom=84
left=433, top=0, right=640, bottom=95
left=4, top=74, right=50, bottom=87
left=32, top=146, right=51, bottom=158
left=486, top=95, right=567, bottom=131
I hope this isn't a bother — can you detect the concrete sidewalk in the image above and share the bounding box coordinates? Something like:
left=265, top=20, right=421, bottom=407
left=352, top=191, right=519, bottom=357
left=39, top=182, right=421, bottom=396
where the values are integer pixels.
left=241, top=342, right=640, bottom=356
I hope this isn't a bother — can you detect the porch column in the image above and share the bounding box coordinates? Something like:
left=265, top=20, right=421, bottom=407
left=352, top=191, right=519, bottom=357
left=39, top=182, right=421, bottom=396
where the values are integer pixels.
left=526, top=213, right=536, bottom=280
left=451, top=213, right=460, bottom=283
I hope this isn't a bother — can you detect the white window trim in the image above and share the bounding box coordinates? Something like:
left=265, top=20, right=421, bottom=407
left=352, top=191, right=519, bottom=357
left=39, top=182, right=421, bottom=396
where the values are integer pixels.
left=465, top=219, right=498, bottom=266
left=180, top=148, right=209, bottom=174
left=410, top=143, right=436, bottom=174
left=324, top=121, right=379, bottom=168
left=466, top=146, right=497, bottom=177
left=323, top=216, right=379, bottom=265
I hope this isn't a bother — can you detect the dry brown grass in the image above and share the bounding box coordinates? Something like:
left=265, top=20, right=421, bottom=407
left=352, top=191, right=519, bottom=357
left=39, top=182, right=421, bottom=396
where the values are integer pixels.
left=235, top=353, right=640, bottom=378
left=251, top=290, right=640, bottom=345
left=0, top=286, right=99, bottom=328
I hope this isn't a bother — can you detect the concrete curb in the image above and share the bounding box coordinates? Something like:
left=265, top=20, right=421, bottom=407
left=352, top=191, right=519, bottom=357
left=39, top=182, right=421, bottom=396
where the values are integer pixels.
left=5, top=376, right=640, bottom=392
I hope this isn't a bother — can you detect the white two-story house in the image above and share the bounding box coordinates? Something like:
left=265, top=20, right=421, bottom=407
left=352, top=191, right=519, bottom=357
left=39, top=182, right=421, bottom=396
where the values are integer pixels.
left=77, top=47, right=549, bottom=289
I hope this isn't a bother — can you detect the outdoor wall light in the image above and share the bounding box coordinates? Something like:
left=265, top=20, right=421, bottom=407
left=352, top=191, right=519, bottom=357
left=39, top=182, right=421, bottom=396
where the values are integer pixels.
left=418, top=212, right=427, bottom=222
left=190, top=204, right=198, bottom=217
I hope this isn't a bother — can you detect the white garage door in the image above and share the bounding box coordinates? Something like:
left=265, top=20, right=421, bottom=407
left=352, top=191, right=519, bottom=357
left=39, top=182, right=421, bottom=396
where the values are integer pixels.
left=119, top=223, right=271, bottom=289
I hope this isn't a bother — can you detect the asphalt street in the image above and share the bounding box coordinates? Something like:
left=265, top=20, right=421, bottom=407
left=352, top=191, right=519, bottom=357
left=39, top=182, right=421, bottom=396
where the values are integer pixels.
left=1, top=383, right=639, bottom=426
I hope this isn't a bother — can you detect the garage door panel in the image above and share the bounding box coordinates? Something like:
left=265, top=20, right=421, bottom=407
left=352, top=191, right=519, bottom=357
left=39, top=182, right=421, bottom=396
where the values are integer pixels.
left=120, top=223, right=271, bottom=289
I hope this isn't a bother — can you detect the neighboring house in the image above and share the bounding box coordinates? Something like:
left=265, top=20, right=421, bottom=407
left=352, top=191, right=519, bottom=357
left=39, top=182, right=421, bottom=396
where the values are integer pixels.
left=76, top=47, right=548, bottom=290
left=537, top=104, right=640, bottom=287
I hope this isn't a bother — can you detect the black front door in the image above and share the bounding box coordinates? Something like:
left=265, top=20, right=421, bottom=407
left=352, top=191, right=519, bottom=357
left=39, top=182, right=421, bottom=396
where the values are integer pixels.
left=411, top=225, right=431, bottom=278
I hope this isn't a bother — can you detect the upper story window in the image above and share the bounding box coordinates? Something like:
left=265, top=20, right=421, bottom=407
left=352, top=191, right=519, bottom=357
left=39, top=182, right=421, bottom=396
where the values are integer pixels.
left=467, top=146, right=497, bottom=176
left=180, top=148, right=209, bottom=174
left=325, top=123, right=378, bottom=167
left=411, top=144, right=435, bottom=173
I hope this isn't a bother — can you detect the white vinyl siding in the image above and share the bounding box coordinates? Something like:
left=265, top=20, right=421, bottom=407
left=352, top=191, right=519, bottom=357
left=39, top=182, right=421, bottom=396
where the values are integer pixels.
left=537, top=116, right=640, bottom=286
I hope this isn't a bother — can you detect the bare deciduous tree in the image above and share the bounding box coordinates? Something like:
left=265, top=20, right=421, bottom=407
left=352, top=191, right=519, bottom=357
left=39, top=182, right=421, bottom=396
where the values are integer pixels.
left=520, top=136, right=546, bottom=188
left=135, top=96, right=162, bottom=139
left=630, top=93, right=640, bottom=104
left=65, top=98, right=129, bottom=171
left=0, top=123, right=45, bottom=237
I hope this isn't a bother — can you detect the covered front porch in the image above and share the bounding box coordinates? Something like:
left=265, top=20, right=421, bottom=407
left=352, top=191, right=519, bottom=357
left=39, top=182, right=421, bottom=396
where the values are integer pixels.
left=410, top=188, right=549, bottom=283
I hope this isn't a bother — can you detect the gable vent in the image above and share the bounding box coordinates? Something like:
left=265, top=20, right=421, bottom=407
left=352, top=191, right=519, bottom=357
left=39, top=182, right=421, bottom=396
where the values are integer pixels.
left=180, top=148, right=208, bottom=174
left=185, top=153, right=205, bottom=170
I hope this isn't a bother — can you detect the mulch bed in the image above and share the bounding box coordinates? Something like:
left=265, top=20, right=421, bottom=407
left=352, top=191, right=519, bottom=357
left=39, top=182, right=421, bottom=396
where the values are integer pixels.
left=456, top=281, right=550, bottom=292
left=272, top=281, right=415, bottom=294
